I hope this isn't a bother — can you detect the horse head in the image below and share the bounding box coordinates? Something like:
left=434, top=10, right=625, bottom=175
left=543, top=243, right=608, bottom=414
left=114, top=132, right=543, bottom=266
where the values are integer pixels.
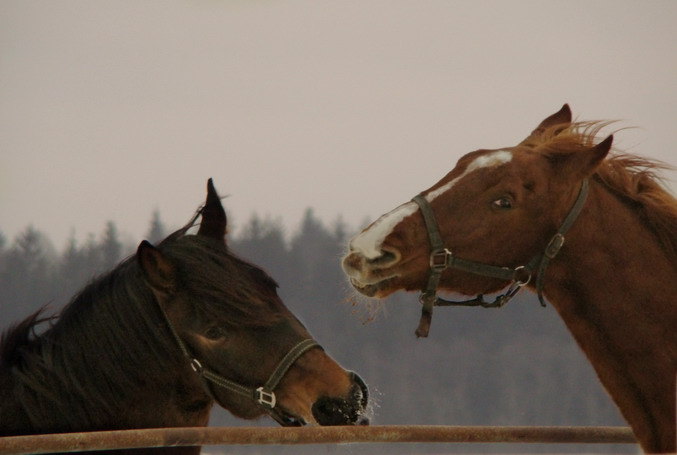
left=139, top=179, right=368, bottom=426
left=342, top=104, right=612, bottom=305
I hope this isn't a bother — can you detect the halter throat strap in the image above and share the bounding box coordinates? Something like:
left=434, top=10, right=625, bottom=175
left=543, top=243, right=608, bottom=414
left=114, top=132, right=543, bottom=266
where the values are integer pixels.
left=412, top=179, right=589, bottom=337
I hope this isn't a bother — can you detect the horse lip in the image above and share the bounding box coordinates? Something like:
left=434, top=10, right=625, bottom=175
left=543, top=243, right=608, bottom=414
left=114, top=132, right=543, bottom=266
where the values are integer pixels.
left=271, top=407, right=308, bottom=427
left=350, top=277, right=393, bottom=297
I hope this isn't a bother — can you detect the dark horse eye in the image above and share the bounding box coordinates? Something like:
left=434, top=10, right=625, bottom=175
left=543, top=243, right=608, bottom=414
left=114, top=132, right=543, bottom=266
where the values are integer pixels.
left=492, top=197, right=513, bottom=210
left=204, top=327, right=226, bottom=340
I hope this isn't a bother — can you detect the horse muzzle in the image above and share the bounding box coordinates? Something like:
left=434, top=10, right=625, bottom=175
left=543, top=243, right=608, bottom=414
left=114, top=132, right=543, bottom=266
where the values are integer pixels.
left=342, top=249, right=401, bottom=297
left=312, top=372, right=370, bottom=426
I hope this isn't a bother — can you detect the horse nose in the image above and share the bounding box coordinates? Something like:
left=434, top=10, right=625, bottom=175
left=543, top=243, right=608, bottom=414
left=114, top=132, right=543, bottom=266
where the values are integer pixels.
left=311, top=372, right=370, bottom=426
left=343, top=247, right=401, bottom=275
left=342, top=251, right=364, bottom=275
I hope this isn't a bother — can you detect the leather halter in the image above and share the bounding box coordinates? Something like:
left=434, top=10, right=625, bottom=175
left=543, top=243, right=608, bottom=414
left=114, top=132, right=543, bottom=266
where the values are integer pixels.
left=158, top=303, right=319, bottom=426
left=411, top=179, right=589, bottom=337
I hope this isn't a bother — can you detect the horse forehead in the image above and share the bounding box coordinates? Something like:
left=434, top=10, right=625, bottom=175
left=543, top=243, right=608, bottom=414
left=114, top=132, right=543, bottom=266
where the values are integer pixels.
left=349, top=150, right=513, bottom=258
left=427, top=150, right=513, bottom=201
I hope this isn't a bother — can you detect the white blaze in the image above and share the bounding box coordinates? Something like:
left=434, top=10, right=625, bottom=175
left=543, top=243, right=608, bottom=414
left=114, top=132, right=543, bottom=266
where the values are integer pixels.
left=350, top=202, right=418, bottom=259
left=426, top=150, right=513, bottom=201
left=349, top=150, right=513, bottom=259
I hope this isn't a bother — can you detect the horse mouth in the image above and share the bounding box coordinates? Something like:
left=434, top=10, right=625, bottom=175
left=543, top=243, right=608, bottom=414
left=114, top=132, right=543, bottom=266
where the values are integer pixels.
left=271, top=408, right=308, bottom=427
left=350, top=277, right=394, bottom=297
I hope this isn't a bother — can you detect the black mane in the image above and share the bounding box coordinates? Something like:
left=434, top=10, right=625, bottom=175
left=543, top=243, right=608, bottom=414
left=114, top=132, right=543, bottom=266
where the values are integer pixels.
left=1, top=252, right=177, bottom=432
left=0, top=308, right=52, bottom=371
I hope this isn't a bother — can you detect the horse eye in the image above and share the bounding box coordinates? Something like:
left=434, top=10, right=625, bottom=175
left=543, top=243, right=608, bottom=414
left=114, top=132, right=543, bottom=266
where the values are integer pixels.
left=204, top=327, right=226, bottom=340
left=492, top=197, right=513, bottom=210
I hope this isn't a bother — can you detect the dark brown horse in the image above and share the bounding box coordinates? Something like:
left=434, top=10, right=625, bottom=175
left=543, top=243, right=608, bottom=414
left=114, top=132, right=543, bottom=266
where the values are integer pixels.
left=342, top=105, right=676, bottom=453
left=1, top=179, right=368, bottom=454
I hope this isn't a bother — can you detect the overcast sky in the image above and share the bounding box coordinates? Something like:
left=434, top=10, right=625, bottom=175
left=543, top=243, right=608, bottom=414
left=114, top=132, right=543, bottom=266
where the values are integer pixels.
left=2, top=1, right=675, bottom=249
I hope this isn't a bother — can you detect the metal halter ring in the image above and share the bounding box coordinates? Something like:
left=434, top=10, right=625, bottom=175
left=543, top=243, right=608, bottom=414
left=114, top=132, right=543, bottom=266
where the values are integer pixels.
left=512, top=265, right=532, bottom=286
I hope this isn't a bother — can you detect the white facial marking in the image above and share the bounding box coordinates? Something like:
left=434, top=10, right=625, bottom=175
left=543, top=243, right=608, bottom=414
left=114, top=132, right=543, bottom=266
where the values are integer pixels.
left=350, top=202, right=418, bottom=260
left=349, top=150, right=513, bottom=259
left=426, top=150, right=513, bottom=201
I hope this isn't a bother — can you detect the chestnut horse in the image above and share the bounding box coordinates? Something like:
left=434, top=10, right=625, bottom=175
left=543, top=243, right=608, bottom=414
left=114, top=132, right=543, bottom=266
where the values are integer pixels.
left=0, top=179, right=368, bottom=454
left=342, top=105, right=676, bottom=453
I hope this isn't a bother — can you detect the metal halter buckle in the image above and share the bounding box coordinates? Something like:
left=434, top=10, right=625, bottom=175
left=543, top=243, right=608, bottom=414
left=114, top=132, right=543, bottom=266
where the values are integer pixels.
left=190, top=358, right=203, bottom=373
left=430, top=248, right=452, bottom=271
left=255, top=387, right=277, bottom=409
left=545, top=233, right=565, bottom=259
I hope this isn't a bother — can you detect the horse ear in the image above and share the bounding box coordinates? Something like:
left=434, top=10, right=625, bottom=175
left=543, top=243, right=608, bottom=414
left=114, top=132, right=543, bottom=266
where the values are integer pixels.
left=547, top=135, right=613, bottom=180
left=520, top=104, right=572, bottom=146
left=197, top=178, right=227, bottom=242
left=137, top=240, right=177, bottom=296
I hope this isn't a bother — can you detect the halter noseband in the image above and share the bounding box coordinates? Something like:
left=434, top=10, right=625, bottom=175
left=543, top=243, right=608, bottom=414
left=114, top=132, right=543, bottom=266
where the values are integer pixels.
left=411, top=179, right=589, bottom=338
left=158, top=305, right=319, bottom=426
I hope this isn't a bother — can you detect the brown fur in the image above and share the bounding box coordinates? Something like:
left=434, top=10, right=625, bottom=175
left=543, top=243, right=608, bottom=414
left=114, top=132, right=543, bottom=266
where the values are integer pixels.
left=344, top=106, right=676, bottom=453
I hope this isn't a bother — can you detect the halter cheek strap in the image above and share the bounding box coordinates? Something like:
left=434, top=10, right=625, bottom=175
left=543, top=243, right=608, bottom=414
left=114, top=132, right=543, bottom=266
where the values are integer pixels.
left=157, top=303, right=320, bottom=424
left=533, top=178, right=590, bottom=304
left=412, top=179, right=589, bottom=338
left=197, top=339, right=320, bottom=409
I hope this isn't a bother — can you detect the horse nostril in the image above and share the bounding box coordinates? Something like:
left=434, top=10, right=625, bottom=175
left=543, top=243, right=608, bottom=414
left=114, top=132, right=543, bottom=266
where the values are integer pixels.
left=367, top=249, right=400, bottom=268
left=312, top=397, right=355, bottom=426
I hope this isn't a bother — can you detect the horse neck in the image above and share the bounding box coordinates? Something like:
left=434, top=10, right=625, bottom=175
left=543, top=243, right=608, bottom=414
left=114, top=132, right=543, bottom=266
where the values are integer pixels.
left=541, top=179, right=676, bottom=453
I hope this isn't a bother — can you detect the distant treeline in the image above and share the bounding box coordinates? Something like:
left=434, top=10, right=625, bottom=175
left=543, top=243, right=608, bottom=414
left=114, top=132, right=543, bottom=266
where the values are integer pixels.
left=0, top=209, right=632, bottom=454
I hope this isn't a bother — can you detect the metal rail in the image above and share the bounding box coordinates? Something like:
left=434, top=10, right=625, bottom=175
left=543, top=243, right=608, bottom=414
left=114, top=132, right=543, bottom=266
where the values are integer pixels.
left=0, top=425, right=636, bottom=454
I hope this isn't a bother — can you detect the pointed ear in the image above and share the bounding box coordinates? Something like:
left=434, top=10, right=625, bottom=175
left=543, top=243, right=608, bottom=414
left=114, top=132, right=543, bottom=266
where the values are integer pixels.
left=197, top=178, right=227, bottom=242
left=137, top=240, right=177, bottom=297
left=547, top=135, right=613, bottom=180
left=520, top=104, right=572, bottom=146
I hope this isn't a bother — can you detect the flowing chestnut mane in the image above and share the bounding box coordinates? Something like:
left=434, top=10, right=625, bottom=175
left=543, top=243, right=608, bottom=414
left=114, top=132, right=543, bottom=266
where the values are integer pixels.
left=531, top=122, right=677, bottom=257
